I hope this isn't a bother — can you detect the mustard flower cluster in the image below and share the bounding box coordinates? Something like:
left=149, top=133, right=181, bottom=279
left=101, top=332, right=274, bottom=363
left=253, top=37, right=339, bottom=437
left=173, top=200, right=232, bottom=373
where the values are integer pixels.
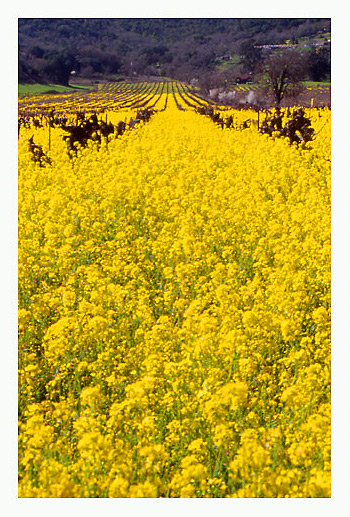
left=18, top=89, right=330, bottom=497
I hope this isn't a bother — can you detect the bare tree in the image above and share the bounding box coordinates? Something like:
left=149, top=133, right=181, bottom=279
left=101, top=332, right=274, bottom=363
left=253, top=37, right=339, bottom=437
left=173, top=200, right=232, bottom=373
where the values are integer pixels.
left=197, top=70, right=232, bottom=95
left=261, top=50, right=306, bottom=106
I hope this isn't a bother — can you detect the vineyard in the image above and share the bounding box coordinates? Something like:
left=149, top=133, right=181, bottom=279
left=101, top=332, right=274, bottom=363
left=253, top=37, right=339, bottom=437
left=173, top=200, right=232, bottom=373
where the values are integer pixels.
left=18, top=81, right=331, bottom=498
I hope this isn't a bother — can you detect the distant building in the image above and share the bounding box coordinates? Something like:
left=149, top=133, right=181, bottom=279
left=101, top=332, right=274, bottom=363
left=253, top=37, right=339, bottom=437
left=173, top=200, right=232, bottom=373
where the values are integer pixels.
left=254, top=44, right=297, bottom=50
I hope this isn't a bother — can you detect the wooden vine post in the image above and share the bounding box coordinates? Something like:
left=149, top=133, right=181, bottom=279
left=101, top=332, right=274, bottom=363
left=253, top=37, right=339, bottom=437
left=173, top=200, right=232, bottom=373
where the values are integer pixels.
left=48, top=116, right=51, bottom=151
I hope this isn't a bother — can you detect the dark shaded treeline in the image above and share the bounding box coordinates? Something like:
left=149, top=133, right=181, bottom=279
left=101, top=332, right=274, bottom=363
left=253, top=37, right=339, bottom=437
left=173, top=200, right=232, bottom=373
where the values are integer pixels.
left=18, top=18, right=330, bottom=85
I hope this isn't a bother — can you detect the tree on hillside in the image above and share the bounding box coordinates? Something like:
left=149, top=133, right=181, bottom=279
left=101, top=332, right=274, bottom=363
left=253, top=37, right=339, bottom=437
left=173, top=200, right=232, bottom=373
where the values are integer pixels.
left=18, top=59, right=42, bottom=84
left=239, top=39, right=262, bottom=74
left=307, top=44, right=331, bottom=81
left=197, top=71, right=227, bottom=95
left=41, top=50, right=80, bottom=85
left=260, top=49, right=306, bottom=106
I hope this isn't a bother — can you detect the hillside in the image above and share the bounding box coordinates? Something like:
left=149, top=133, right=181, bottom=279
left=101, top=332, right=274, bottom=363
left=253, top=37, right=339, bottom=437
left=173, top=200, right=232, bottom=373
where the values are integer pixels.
left=18, top=18, right=331, bottom=85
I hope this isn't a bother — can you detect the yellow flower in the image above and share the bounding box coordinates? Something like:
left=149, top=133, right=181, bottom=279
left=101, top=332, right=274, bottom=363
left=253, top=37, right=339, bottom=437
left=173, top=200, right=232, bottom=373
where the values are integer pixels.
left=18, top=88, right=330, bottom=497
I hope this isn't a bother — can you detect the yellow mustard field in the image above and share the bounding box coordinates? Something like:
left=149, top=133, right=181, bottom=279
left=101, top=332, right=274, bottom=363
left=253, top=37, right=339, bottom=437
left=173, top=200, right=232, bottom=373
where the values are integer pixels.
left=18, top=88, right=331, bottom=498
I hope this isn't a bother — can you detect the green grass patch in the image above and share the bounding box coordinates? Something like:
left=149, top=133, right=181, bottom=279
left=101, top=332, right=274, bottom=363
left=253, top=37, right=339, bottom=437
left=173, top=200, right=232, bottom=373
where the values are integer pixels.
left=301, top=81, right=331, bottom=87
left=18, top=83, right=91, bottom=97
left=216, top=55, right=240, bottom=72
